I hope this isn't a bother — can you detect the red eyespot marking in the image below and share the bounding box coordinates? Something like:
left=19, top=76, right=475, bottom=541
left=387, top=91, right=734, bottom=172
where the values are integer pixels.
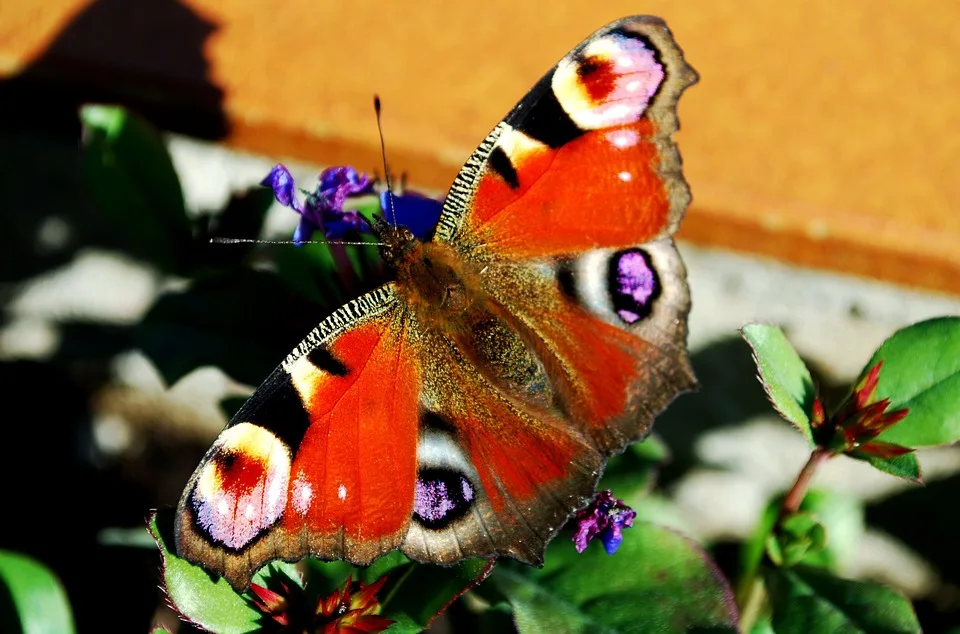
left=577, top=56, right=617, bottom=102
left=191, top=423, right=291, bottom=550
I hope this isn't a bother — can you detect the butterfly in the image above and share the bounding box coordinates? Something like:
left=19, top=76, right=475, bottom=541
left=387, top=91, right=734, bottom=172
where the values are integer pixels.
left=175, top=15, right=699, bottom=591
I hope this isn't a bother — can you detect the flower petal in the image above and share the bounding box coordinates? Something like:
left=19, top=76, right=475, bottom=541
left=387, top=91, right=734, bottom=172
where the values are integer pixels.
left=381, top=191, right=443, bottom=240
left=261, top=163, right=303, bottom=212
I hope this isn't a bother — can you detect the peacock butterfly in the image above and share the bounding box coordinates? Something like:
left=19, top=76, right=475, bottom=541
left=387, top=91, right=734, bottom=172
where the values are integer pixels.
left=175, top=15, right=699, bottom=591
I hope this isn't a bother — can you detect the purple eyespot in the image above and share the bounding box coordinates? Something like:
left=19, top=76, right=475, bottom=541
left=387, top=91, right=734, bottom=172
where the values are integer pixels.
left=413, top=469, right=475, bottom=529
left=609, top=248, right=660, bottom=324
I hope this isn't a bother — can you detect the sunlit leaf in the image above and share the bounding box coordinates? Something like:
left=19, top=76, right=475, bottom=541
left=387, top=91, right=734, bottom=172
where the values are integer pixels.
left=741, top=324, right=816, bottom=443
left=859, top=316, right=960, bottom=447
left=861, top=452, right=922, bottom=483
left=765, top=511, right=826, bottom=568
left=743, top=490, right=864, bottom=578
left=149, top=510, right=298, bottom=633
left=0, top=551, right=75, bottom=634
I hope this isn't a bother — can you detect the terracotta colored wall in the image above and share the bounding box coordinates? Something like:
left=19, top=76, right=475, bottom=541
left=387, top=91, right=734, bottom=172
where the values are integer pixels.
left=2, top=0, right=957, bottom=293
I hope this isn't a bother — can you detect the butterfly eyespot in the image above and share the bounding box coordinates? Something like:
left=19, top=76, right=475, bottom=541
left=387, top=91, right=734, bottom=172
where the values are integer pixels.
left=190, top=422, right=291, bottom=550
left=608, top=248, right=660, bottom=324
left=412, top=468, right=476, bottom=529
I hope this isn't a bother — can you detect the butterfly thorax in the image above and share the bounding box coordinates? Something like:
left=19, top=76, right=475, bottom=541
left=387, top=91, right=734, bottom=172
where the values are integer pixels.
left=371, top=218, right=476, bottom=318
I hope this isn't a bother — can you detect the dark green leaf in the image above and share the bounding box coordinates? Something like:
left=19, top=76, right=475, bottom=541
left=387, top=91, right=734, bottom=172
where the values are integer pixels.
left=741, top=324, right=816, bottom=443
left=197, top=186, right=275, bottom=269
left=493, top=522, right=738, bottom=633
left=375, top=557, right=494, bottom=631
left=599, top=434, right=670, bottom=498
left=0, top=550, right=75, bottom=634
left=137, top=268, right=325, bottom=385
left=765, top=565, right=920, bottom=634
left=80, top=105, right=192, bottom=274
left=860, top=316, right=960, bottom=447
left=861, top=452, right=922, bottom=483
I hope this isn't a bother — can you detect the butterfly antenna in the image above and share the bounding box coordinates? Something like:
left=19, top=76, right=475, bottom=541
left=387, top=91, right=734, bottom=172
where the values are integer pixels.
left=374, top=95, right=398, bottom=228
left=211, top=237, right=385, bottom=247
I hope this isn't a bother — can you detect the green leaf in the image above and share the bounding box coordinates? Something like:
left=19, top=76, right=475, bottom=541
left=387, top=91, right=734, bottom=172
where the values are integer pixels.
left=0, top=551, right=75, bottom=634
left=861, top=452, right=922, bottom=483
left=149, top=510, right=299, bottom=633
left=859, top=316, right=960, bottom=447
left=137, top=268, right=324, bottom=386
left=795, top=490, right=864, bottom=571
left=741, top=324, right=816, bottom=444
left=375, top=557, right=494, bottom=630
left=765, top=512, right=826, bottom=568
left=151, top=510, right=488, bottom=633
left=743, top=489, right=863, bottom=577
left=197, top=186, right=275, bottom=270
left=80, top=104, right=192, bottom=274
left=765, top=565, right=920, bottom=634
left=599, top=434, right=670, bottom=498
left=492, top=522, right=739, bottom=633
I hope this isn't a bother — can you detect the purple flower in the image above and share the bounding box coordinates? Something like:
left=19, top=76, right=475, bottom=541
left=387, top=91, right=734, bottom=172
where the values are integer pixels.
left=261, top=164, right=373, bottom=243
left=572, top=489, right=637, bottom=555
left=261, top=163, right=445, bottom=243
left=380, top=191, right=443, bottom=241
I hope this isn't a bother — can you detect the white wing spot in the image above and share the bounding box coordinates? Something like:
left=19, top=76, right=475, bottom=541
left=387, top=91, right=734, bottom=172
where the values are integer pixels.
left=217, top=499, right=229, bottom=516
left=244, top=502, right=255, bottom=520
left=618, top=171, right=633, bottom=182
left=338, top=484, right=347, bottom=501
left=607, top=129, right=639, bottom=149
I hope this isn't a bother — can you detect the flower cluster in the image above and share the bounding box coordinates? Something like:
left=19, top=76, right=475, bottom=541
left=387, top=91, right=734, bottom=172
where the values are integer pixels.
left=811, top=361, right=911, bottom=459
left=571, top=489, right=637, bottom=555
left=261, top=164, right=442, bottom=244
left=249, top=572, right=394, bottom=633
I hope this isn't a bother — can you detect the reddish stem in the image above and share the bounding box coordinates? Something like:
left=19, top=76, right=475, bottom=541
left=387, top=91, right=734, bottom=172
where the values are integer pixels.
left=425, top=559, right=497, bottom=629
left=780, top=447, right=832, bottom=519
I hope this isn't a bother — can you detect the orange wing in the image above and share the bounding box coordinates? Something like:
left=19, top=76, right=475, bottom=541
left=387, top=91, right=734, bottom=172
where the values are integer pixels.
left=434, top=16, right=697, bottom=258
left=175, top=286, right=420, bottom=590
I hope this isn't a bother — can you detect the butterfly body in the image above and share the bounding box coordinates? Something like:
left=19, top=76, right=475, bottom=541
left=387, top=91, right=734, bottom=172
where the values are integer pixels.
left=176, top=15, right=698, bottom=590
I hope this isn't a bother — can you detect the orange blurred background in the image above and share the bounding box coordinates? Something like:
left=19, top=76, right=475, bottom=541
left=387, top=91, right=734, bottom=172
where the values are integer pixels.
left=2, top=0, right=958, bottom=293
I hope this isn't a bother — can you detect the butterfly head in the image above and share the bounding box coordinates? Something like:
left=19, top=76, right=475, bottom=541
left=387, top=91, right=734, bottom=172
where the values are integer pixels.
left=370, top=213, right=419, bottom=268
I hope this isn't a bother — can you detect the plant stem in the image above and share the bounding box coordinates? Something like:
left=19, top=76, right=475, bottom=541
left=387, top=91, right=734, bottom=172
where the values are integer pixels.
left=738, top=575, right=767, bottom=633
left=737, top=446, right=833, bottom=632
left=779, top=447, right=832, bottom=519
